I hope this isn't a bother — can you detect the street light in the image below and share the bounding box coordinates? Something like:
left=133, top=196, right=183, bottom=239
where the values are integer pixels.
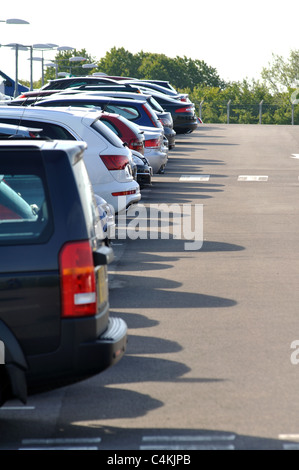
left=0, top=18, right=29, bottom=97
left=45, top=50, right=92, bottom=79
left=5, top=43, right=30, bottom=97
left=32, top=43, right=59, bottom=87
left=0, top=18, right=29, bottom=24
left=82, top=63, right=97, bottom=69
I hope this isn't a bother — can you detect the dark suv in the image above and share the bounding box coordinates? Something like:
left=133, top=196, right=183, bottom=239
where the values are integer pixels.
left=0, top=140, right=127, bottom=406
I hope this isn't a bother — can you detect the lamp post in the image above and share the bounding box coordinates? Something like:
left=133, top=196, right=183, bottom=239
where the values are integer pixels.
left=32, top=44, right=59, bottom=87
left=45, top=49, right=92, bottom=79
left=5, top=43, right=30, bottom=97
left=0, top=18, right=29, bottom=97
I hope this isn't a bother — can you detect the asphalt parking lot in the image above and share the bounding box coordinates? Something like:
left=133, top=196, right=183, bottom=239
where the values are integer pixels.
left=2, top=123, right=299, bottom=451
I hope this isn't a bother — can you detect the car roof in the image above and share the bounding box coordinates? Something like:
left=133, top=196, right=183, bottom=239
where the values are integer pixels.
left=0, top=105, right=103, bottom=121
left=64, top=91, right=150, bottom=100
left=37, top=94, right=148, bottom=104
left=0, top=139, right=87, bottom=154
left=40, top=76, right=119, bottom=89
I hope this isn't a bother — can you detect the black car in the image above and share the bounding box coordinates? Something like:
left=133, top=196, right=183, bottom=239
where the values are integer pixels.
left=0, top=140, right=127, bottom=406
left=131, top=150, right=152, bottom=188
left=138, top=89, right=198, bottom=135
left=35, top=89, right=176, bottom=150
left=33, top=94, right=164, bottom=130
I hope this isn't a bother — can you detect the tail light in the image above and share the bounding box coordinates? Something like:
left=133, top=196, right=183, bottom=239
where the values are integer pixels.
left=100, top=154, right=130, bottom=171
left=59, top=241, right=96, bottom=318
left=144, top=138, right=161, bottom=149
left=129, top=138, right=144, bottom=154
left=112, top=189, right=137, bottom=196
left=175, top=106, right=194, bottom=113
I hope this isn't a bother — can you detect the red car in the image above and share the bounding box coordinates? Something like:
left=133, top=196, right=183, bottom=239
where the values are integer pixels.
left=98, top=112, right=145, bottom=154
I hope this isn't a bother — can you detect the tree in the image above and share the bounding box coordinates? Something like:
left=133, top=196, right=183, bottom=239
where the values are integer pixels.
left=43, top=49, right=97, bottom=82
left=261, top=50, right=299, bottom=94
left=97, top=47, right=141, bottom=77
left=97, top=48, right=225, bottom=89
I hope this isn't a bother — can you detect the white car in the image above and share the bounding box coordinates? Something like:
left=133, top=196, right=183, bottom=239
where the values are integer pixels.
left=34, top=93, right=168, bottom=173
left=0, top=106, right=141, bottom=213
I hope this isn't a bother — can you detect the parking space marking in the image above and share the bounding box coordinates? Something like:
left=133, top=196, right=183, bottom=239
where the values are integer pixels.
left=279, top=434, right=299, bottom=449
left=291, top=154, right=299, bottom=159
left=22, top=437, right=102, bottom=445
left=237, top=175, right=268, bottom=181
left=140, top=434, right=235, bottom=450
left=20, top=437, right=101, bottom=450
left=179, top=175, right=210, bottom=182
left=19, top=446, right=99, bottom=450
left=279, top=434, right=299, bottom=440
left=0, top=406, right=35, bottom=410
left=282, top=443, right=299, bottom=450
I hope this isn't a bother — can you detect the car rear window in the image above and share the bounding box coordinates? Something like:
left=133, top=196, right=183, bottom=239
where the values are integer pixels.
left=0, top=118, right=76, bottom=141
left=100, top=118, right=121, bottom=138
left=0, top=151, right=53, bottom=245
left=104, top=104, right=140, bottom=122
left=90, top=118, right=124, bottom=148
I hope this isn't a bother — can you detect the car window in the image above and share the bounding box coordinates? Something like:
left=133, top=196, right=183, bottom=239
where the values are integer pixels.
left=0, top=153, right=53, bottom=245
left=105, top=105, right=140, bottom=122
left=91, top=118, right=124, bottom=148
left=0, top=118, right=76, bottom=140
left=147, top=96, right=164, bottom=112
left=100, top=118, right=121, bottom=138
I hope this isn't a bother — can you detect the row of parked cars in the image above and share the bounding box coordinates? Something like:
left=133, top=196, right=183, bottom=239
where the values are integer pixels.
left=0, top=74, right=199, bottom=406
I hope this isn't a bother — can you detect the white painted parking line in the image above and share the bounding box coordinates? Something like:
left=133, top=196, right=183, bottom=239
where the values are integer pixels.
left=179, top=175, right=210, bottom=182
left=140, top=434, right=235, bottom=450
left=140, top=444, right=234, bottom=450
left=19, top=446, right=99, bottom=450
left=142, top=434, right=236, bottom=442
left=279, top=434, right=299, bottom=441
left=291, top=154, right=299, bottom=159
left=22, top=437, right=101, bottom=445
left=282, top=444, right=299, bottom=450
left=20, top=437, right=101, bottom=450
left=0, top=406, right=35, bottom=410
left=279, top=434, right=299, bottom=449
left=238, top=175, right=268, bottom=181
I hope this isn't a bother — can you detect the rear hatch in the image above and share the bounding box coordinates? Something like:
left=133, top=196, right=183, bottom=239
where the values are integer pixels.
left=0, top=142, right=107, bottom=357
left=0, top=147, right=59, bottom=356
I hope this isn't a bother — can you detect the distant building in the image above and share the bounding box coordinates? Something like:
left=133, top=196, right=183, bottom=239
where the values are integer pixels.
left=0, top=70, right=29, bottom=97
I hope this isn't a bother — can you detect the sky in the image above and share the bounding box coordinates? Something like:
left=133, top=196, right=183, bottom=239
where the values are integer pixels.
left=0, top=0, right=298, bottom=87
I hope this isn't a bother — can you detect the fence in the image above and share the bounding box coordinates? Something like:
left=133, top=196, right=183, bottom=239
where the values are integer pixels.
left=198, top=100, right=299, bottom=125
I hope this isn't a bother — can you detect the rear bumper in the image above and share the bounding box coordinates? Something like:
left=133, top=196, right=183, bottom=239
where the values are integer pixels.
left=144, top=149, right=168, bottom=174
left=26, top=311, right=128, bottom=392
left=137, top=167, right=152, bottom=188
left=163, top=127, right=176, bottom=149
left=173, top=116, right=198, bottom=134
left=0, top=319, right=28, bottom=405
